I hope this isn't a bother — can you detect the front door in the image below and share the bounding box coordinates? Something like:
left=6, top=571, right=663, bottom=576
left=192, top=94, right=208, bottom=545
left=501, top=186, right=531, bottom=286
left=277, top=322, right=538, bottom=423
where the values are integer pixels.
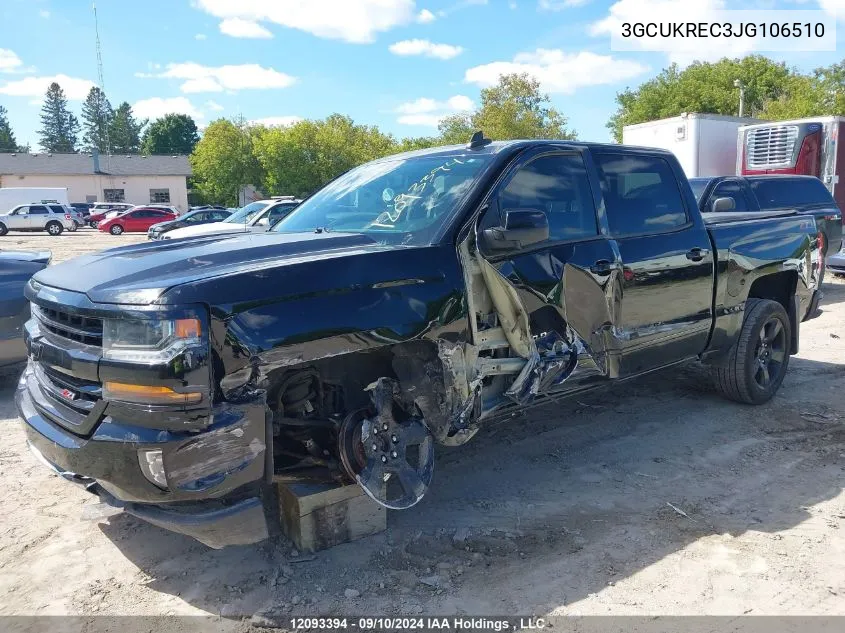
left=477, top=146, right=621, bottom=389
left=590, top=150, right=715, bottom=376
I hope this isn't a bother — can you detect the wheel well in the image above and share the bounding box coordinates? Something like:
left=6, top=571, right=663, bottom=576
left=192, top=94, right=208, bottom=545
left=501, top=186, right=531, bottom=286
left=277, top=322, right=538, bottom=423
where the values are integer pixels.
left=746, top=270, right=799, bottom=354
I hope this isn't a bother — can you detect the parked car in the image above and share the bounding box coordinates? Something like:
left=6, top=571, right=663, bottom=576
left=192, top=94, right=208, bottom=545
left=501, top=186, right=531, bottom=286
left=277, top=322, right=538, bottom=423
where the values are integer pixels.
left=98, top=207, right=177, bottom=235
left=70, top=203, right=94, bottom=222
left=0, top=249, right=50, bottom=367
left=690, top=175, right=843, bottom=282
left=47, top=204, right=84, bottom=230
left=0, top=204, right=76, bottom=236
left=147, top=208, right=232, bottom=240
left=87, top=203, right=135, bottom=228
left=827, top=247, right=845, bottom=277
left=16, top=138, right=821, bottom=548
left=161, top=199, right=301, bottom=240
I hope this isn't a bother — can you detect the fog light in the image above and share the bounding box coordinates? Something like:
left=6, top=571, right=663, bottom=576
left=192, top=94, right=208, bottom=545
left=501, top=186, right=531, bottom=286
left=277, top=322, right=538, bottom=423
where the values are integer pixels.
left=138, top=449, right=168, bottom=489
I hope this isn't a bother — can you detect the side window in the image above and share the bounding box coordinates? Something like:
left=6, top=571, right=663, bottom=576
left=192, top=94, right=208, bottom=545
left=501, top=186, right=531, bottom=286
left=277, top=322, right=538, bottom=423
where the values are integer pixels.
left=131, top=210, right=148, bottom=218
left=186, top=213, right=206, bottom=223
left=750, top=177, right=834, bottom=209
left=48, top=205, right=65, bottom=214
left=211, top=211, right=228, bottom=220
left=593, top=153, right=688, bottom=236
left=14, top=206, right=29, bottom=215
left=268, top=205, right=292, bottom=223
left=500, top=153, right=598, bottom=242
left=710, top=180, right=748, bottom=212
left=28, top=205, right=48, bottom=215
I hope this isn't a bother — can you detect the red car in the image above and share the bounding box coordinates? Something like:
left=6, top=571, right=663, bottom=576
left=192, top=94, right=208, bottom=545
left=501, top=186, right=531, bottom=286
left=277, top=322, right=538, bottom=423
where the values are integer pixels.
left=98, top=207, right=177, bottom=235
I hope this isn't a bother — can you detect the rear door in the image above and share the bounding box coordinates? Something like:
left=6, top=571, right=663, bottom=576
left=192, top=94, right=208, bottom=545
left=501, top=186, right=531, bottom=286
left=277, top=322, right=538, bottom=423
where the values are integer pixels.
left=122, top=210, right=143, bottom=231
left=590, top=150, right=715, bottom=376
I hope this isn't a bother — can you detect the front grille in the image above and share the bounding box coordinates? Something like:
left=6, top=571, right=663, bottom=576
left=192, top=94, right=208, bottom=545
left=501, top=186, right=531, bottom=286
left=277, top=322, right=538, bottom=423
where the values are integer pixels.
left=746, top=125, right=799, bottom=169
left=33, top=304, right=103, bottom=347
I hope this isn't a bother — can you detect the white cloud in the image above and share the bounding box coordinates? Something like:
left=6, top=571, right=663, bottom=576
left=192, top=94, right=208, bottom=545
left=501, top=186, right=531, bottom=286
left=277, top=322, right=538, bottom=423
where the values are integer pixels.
left=194, top=0, right=415, bottom=43
left=194, top=33, right=207, bottom=40
left=219, top=17, right=274, bottom=39
left=389, top=39, right=464, bottom=60
left=249, top=115, right=303, bottom=127
left=132, top=97, right=204, bottom=120
left=146, top=62, right=296, bottom=93
left=39, top=9, right=50, bottom=18
left=0, top=49, right=23, bottom=73
left=417, top=8, right=436, bottom=22
left=819, top=0, right=845, bottom=20
left=590, top=0, right=758, bottom=64
left=205, top=100, right=225, bottom=111
left=464, top=49, right=648, bottom=94
left=396, top=94, right=474, bottom=127
left=0, top=74, right=95, bottom=99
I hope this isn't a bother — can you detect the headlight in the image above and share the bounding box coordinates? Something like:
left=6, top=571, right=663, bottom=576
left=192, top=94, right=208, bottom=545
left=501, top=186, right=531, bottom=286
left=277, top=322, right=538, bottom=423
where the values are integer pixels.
left=102, top=317, right=202, bottom=363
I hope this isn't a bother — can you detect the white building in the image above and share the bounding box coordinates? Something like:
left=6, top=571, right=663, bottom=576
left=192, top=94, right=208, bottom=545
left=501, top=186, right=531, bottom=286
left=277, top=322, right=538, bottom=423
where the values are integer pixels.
left=0, top=152, right=192, bottom=212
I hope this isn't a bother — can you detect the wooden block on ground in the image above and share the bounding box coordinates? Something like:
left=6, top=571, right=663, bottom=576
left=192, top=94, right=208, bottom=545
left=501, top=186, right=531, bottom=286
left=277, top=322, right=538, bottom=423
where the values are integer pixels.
left=276, top=481, right=387, bottom=552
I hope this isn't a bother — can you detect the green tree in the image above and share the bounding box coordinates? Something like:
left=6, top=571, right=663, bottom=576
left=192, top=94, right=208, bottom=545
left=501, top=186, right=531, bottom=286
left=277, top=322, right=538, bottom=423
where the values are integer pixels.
left=80, top=87, right=113, bottom=153
left=252, top=114, right=397, bottom=197
left=191, top=117, right=264, bottom=206
left=38, top=82, right=80, bottom=152
left=439, top=73, right=576, bottom=144
left=607, top=55, right=794, bottom=141
left=0, top=105, right=18, bottom=152
left=141, top=113, right=199, bottom=155
left=109, top=102, right=146, bottom=153
left=760, top=60, right=845, bottom=120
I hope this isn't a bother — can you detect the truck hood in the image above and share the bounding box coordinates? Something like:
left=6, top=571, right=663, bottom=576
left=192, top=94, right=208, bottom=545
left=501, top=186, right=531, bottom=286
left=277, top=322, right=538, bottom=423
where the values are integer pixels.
left=0, top=249, right=52, bottom=264
left=163, top=222, right=248, bottom=239
left=31, top=231, right=392, bottom=305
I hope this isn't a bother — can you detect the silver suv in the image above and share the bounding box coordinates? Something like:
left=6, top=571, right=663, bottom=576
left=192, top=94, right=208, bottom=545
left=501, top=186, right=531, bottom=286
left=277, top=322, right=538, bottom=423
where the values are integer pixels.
left=0, top=203, right=77, bottom=236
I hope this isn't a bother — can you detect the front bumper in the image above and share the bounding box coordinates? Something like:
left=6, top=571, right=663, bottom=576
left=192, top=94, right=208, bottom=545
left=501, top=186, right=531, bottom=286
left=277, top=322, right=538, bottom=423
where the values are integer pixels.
left=16, top=363, right=271, bottom=548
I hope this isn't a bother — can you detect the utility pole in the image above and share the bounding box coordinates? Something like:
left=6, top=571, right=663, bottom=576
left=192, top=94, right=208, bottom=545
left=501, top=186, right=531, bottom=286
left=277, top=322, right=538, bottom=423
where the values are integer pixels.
left=734, top=79, right=746, bottom=118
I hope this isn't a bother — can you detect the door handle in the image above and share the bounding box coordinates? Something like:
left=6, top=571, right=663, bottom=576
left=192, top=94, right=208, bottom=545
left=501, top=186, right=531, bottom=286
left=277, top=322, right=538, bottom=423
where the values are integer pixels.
left=686, top=248, right=709, bottom=262
left=590, top=259, right=613, bottom=275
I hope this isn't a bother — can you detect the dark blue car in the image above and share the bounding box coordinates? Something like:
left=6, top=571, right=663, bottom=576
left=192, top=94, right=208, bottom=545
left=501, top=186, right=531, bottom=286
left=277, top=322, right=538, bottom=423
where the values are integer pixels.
left=1, top=250, right=50, bottom=367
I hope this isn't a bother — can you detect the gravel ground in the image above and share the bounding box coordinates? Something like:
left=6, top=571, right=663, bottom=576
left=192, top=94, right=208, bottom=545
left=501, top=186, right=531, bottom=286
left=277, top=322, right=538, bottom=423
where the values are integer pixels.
left=1, top=229, right=844, bottom=624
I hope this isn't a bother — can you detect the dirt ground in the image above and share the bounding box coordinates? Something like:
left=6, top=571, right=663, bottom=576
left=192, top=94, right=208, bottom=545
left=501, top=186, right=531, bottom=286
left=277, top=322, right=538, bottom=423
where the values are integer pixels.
left=1, top=229, right=844, bottom=623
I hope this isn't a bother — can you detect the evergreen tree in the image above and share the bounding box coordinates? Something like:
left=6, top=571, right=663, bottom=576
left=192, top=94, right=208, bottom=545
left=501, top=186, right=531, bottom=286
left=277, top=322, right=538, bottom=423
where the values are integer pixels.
left=0, top=105, right=18, bottom=152
left=38, top=82, right=79, bottom=152
left=80, top=87, right=113, bottom=153
left=109, top=102, right=146, bottom=153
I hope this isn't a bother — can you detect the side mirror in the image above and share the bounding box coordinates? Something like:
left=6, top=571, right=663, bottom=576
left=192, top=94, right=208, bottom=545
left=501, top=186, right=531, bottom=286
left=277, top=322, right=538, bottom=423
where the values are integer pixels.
left=256, top=217, right=270, bottom=227
left=710, top=196, right=736, bottom=213
left=482, top=208, right=549, bottom=251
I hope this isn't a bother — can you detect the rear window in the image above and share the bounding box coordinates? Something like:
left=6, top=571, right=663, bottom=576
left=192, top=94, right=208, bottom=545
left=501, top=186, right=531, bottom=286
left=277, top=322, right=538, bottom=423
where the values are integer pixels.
left=750, top=177, right=834, bottom=209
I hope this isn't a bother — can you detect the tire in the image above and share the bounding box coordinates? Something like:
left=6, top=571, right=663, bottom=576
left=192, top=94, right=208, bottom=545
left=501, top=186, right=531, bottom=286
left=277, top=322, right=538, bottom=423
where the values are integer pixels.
left=110, top=224, right=124, bottom=235
left=713, top=298, right=791, bottom=405
left=89, top=221, right=98, bottom=229
left=67, top=222, right=77, bottom=232
left=0, top=223, right=6, bottom=236
left=46, top=221, right=63, bottom=236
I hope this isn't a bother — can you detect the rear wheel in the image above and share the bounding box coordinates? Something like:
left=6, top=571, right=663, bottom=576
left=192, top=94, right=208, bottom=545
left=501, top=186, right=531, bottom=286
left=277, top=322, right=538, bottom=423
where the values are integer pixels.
left=46, top=221, right=63, bottom=236
left=88, top=221, right=98, bottom=229
left=713, top=298, right=791, bottom=405
left=67, top=222, right=77, bottom=232
left=110, top=224, right=124, bottom=235
left=0, top=223, right=7, bottom=236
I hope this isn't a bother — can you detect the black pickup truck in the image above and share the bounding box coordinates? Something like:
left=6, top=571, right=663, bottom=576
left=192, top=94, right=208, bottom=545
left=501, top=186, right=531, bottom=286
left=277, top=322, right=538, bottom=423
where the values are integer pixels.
left=16, top=138, right=822, bottom=548
left=690, top=175, right=843, bottom=281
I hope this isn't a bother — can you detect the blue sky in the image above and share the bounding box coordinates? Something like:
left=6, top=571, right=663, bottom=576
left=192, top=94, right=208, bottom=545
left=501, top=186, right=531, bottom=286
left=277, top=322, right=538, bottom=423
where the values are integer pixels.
left=0, top=0, right=843, bottom=151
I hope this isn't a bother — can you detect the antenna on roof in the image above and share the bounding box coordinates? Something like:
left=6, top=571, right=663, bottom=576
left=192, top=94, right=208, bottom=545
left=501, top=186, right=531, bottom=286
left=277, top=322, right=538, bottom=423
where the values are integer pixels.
left=467, top=130, right=492, bottom=150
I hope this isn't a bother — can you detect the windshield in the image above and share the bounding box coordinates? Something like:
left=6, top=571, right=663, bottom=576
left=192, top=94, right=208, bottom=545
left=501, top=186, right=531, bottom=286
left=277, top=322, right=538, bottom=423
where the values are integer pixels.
left=224, top=201, right=270, bottom=224
left=272, top=154, right=494, bottom=245
left=688, top=178, right=711, bottom=202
